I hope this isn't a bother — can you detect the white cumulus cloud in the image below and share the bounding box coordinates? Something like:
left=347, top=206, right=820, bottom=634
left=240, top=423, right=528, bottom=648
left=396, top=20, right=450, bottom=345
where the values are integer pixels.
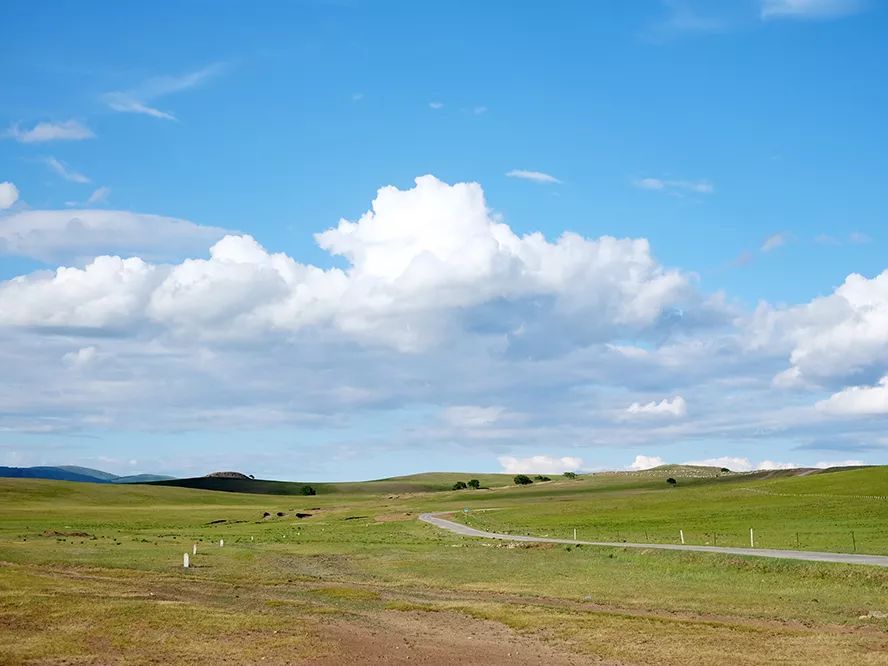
left=816, top=377, right=888, bottom=415
left=0, top=182, right=19, bottom=209
left=753, top=269, right=888, bottom=385
left=628, top=455, right=665, bottom=470
left=499, top=455, right=583, bottom=474
left=625, top=395, right=687, bottom=418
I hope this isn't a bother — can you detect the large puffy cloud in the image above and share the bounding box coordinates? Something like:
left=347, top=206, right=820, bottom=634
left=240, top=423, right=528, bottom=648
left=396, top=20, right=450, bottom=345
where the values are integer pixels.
left=0, top=209, right=229, bottom=264
left=499, top=455, right=583, bottom=474
left=0, top=176, right=711, bottom=352
left=752, top=270, right=888, bottom=386
left=0, top=256, right=160, bottom=329
left=816, top=377, right=888, bottom=415
left=628, top=455, right=665, bottom=470
left=0, top=174, right=884, bottom=470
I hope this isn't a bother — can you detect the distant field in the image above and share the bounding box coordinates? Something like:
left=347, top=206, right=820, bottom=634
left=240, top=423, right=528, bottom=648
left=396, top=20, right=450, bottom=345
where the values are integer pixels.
left=152, top=471, right=518, bottom=495
left=1, top=466, right=886, bottom=664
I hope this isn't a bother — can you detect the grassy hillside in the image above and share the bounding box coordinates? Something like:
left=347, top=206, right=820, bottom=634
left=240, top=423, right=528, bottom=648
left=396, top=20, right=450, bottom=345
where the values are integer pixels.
left=0, top=468, right=886, bottom=664
left=152, top=471, right=518, bottom=495
left=448, top=466, right=888, bottom=553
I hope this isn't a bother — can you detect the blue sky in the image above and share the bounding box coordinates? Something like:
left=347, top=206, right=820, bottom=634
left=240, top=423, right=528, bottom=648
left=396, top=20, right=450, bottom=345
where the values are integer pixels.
left=1, top=0, right=887, bottom=480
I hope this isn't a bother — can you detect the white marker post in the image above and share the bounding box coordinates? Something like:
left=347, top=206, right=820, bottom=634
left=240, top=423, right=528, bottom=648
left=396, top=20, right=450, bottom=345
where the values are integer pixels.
left=183, top=553, right=190, bottom=568
left=680, top=529, right=685, bottom=545
left=573, top=528, right=577, bottom=541
left=193, top=543, right=197, bottom=556
left=251, top=536, right=254, bottom=542
left=749, top=528, right=755, bottom=548
left=219, top=539, right=224, bottom=548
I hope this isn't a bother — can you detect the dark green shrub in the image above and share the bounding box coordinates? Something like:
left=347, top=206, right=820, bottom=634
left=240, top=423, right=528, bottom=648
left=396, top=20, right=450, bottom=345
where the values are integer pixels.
left=513, top=474, right=533, bottom=485
left=452, top=481, right=468, bottom=490
left=467, top=479, right=481, bottom=489
left=301, top=485, right=317, bottom=495
left=666, top=477, right=677, bottom=486
left=563, top=472, right=577, bottom=479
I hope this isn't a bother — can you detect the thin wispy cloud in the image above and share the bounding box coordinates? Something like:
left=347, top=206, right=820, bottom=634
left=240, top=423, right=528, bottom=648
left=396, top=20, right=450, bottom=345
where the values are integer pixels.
left=761, top=0, right=866, bottom=20
left=351, top=92, right=364, bottom=102
left=428, top=101, right=444, bottom=110
left=643, top=0, right=732, bottom=41
left=761, top=232, right=789, bottom=252
left=815, top=231, right=872, bottom=246
left=103, top=63, right=225, bottom=121
left=4, top=120, right=94, bottom=143
left=65, top=187, right=110, bottom=208
left=43, top=157, right=90, bottom=184
left=506, top=169, right=562, bottom=184
left=473, top=105, right=488, bottom=115
left=87, top=186, right=111, bottom=204
left=633, top=177, right=713, bottom=195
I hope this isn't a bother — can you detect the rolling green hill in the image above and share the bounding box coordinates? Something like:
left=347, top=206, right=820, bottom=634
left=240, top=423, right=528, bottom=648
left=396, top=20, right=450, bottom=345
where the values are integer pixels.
left=151, top=471, right=519, bottom=495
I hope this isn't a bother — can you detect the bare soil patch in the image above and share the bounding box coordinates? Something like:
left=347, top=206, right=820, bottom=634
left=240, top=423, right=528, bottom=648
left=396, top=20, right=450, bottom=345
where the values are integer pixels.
left=306, top=609, right=590, bottom=665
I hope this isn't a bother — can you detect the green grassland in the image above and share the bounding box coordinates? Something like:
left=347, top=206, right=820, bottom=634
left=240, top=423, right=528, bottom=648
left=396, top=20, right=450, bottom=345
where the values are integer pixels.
left=451, top=466, right=888, bottom=553
left=1, top=466, right=886, bottom=664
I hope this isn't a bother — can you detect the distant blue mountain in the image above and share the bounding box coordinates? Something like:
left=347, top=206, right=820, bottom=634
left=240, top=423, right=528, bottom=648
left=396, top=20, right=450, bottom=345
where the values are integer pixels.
left=0, top=466, right=174, bottom=484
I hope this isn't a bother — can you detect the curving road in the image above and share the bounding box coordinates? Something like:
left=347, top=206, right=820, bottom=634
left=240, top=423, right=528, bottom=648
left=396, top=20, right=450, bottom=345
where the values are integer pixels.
left=419, top=512, right=888, bottom=567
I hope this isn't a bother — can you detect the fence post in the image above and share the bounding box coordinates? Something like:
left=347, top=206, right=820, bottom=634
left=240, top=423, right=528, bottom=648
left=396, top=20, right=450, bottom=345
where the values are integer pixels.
left=183, top=553, right=189, bottom=568
left=193, top=543, right=197, bottom=556
left=680, top=529, right=685, bottom=545
left=749, top=528, right=755, bottom=548
left=851, top=531, right=856, bottom=553
left=219, top=539, right=224, bottom=548
left=573, top=528, right=577, bottom=541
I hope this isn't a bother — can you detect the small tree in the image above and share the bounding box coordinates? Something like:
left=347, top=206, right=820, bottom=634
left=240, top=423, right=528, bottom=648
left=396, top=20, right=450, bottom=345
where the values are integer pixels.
left=452, top=481, right=468, bottom=490
left=563, top=471, right=577, bottom=479
left=514, top=474, right=533, bottom=485
left=720, top=467, right=730, bottom=473
left=301, top=485, right=317, bottom=495
left=467, top=479, right=481, bottom=489
left=666, top=477, right=677, bottom=487
left=534, top=475, right=551, bottom=481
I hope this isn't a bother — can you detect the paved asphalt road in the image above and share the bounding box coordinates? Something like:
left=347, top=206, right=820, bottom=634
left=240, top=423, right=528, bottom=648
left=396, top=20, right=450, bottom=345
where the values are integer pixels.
left=419, top=512, right=888, bottom=567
